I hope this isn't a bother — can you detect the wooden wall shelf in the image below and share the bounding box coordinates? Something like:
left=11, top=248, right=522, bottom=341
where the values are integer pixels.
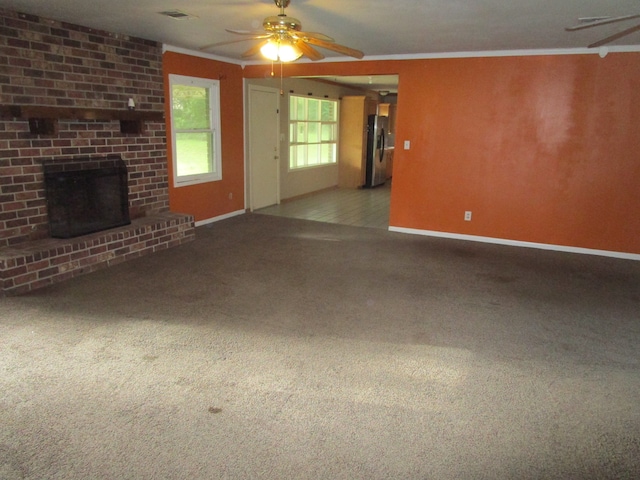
left=0, top=105, right=164, bottom=135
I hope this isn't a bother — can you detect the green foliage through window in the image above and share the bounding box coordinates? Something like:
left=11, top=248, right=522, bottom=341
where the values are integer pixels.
left=170, top=75, right=221, bottom=185
left=172, top=86, right=211, bottom=130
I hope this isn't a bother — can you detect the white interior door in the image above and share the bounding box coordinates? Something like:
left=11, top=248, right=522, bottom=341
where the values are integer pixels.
left=248, top=85, right=280, bottom=211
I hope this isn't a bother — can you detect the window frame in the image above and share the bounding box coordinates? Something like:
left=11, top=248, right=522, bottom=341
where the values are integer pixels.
left=169, top=74, right=222, bottom=187
left=288, top=94, right=339, bottom=171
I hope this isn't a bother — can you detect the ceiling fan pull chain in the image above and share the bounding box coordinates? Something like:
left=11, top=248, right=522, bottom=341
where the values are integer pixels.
left=280, top=61, right=284, bottom=96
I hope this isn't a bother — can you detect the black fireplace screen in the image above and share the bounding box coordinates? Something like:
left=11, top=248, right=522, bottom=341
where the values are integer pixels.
left=43, top=156, right=131, bottom=238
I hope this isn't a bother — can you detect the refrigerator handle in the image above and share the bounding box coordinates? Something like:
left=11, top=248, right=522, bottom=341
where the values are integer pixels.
left=379, top=128, right=386, bottom=162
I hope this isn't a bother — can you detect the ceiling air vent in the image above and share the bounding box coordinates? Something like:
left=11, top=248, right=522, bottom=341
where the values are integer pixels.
left=158, top=10, right=197, bottom=20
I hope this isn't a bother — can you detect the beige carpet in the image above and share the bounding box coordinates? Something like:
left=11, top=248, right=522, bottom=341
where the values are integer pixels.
left=1, top=213, right=639, bottom=479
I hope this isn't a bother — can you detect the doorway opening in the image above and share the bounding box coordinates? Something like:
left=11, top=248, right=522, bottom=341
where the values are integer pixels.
left=246, top=74, right=398, bottom=228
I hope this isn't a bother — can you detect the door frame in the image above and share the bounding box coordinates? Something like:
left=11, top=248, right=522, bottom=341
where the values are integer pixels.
left=246, top=83, right=281, bottom=211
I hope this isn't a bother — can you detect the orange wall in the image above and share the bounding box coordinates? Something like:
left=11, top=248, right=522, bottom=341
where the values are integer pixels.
left=246, top=54, right=640, bottom=254
left=163, top=51, right=245, bottom=222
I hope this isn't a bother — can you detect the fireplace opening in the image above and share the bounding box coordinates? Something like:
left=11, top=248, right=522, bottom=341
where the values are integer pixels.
left=43, top=156, right=131, bottom=239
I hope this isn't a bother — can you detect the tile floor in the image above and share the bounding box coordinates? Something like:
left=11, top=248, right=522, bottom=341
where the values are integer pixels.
left=255, top=182, right=391, bottom=229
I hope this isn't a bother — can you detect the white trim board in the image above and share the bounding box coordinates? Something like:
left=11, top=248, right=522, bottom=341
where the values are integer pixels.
left=163, top=43, right=640, bottom=68
left=194, top=209, right=245, bottom=227
left=163, top=44, right=245, bottom=65
left=388, top=226, right=640, bottom=262
left=356, top=45, right=640, bottom=62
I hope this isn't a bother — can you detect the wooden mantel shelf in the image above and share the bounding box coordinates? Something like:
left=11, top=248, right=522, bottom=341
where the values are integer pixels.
left=0, top=105, right=164, bottom=135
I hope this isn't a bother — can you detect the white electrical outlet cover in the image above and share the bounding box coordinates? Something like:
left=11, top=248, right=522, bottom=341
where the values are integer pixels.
left=404, top=140, right=411, bottom=150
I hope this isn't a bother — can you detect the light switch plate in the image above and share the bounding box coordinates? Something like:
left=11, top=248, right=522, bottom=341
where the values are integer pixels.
left=404, top=140, right=411, bottom=150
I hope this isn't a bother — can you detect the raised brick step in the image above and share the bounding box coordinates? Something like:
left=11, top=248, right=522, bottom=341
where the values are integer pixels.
left=0, top=212, right=194, bottom=296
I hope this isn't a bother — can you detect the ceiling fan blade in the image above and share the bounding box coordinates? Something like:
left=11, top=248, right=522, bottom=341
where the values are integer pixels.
left=565, top=13, right=640, bottom=31
left=199, top=36, right=269, bottom=51
left=241, top=39, right=270, bottom=58
left=304, top=37, right=364, bottom=59
left=226, top=28, right=267, bottom=35
left=588, top=22, right=640, bottom=48
left=296, top=40, right=325, bottom=61
left=295, top=31, right=335, bottom=42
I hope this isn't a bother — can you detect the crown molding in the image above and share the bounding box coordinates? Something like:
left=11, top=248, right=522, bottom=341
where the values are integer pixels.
left=162, top=44, right=246, bottom=65
left=164, top=43, right=640, bottom=67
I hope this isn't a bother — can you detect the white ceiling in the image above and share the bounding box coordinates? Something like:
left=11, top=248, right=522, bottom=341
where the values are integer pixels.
left=1, top=0, right=640, bottom=91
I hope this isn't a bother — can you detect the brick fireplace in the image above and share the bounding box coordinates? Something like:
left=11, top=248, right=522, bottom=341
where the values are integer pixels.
left=0, top=9, right=195, bottom=295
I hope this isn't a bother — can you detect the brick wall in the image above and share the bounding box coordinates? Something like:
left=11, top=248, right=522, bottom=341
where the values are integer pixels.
left=0, top=8, right=169, bottom=248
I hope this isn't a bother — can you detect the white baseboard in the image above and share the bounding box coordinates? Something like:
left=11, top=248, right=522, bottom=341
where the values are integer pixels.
left=388, top=226, right=640, bottom=261
left=194, top=209, right=245, bottom=227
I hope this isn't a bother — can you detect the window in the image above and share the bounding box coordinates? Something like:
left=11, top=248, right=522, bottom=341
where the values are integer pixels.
left=169, top=74, right=222, bottom=186
left=289, top=95, right=338, bottom=170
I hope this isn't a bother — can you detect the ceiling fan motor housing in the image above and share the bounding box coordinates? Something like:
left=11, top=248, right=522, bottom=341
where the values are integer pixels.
left=263, top=15, right=302, bottom=33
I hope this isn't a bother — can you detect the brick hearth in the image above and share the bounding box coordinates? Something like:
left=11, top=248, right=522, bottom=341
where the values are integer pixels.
left=0, top=213, right=194, bottom=296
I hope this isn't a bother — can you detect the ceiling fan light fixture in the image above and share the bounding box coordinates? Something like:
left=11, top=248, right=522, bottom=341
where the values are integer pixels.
left=260, top=37, right=303, bottom=62
left=202, top=0, right=363, bottom=61
left=260, top=39, right=279, bottom=61
left=278, top=40, right=303, bottom=62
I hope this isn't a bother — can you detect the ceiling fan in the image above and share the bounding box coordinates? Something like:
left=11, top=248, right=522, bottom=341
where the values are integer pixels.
left=565, top=13, right=640, bottom=48
left=199, top=0, right=364, bottom=62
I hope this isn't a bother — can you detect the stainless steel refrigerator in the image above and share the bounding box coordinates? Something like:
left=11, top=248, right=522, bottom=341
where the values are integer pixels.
left=364, top=114, right=388, bottom=188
